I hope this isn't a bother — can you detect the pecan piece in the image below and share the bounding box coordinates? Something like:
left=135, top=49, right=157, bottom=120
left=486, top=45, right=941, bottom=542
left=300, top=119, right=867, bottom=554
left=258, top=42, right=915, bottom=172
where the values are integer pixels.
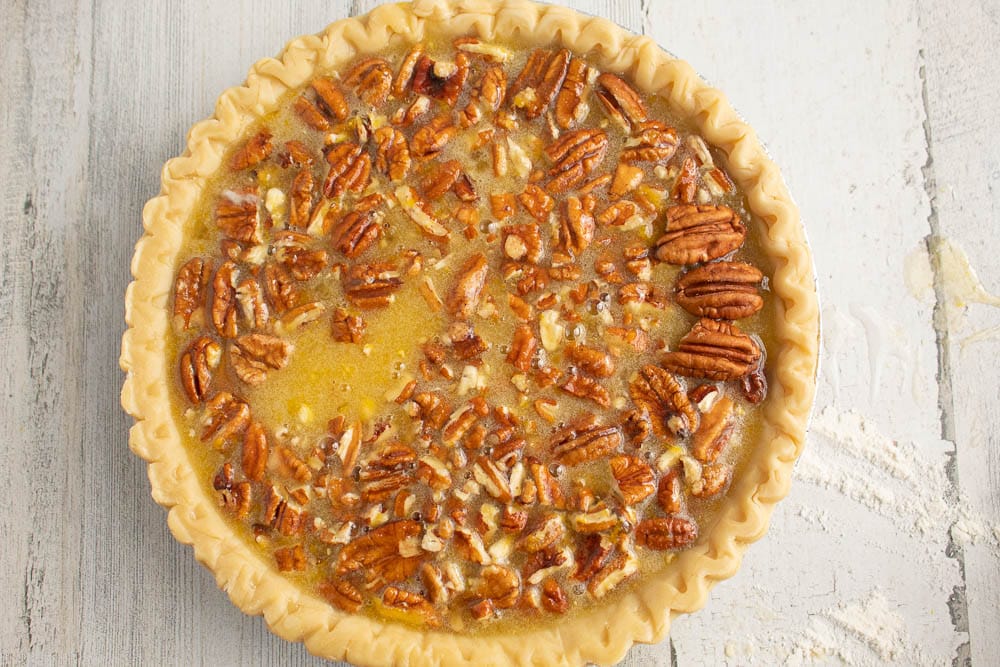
left=173, top=257, right=212, bottom=330
left=422, top=160, right=475, bottom=201
left=588, top=550, right=638, bottom=598
left=263, top=486, right=302, bottom=536
left=373, top=126, right=411, bottom=181
left=691, top=463, right=731, bottom=498
left=671, top=156, right=699, bottom=204
left=566, top=342, right=614, bottom=377
left=502, top=224, right=543, bottom=264
left=262, top=262, right=301, bottom=314
left=412, top=53, right=469, bottom=105
left=655, top=204, right=747, bottom=265
left=360, top=442, right=417, bottom=503
left=336, top=520, right=423, bottom=584
left=610, top=455, right=655, bottom=505
left=230, top=129, right=272, bottom=171
left=343, top=263, right=403, bottom=309
left=288, top=169, right=315, bottom=230
left=201, top=392, right=250, bottom=444
left=518, top=184, right=555, bottom=222
left=331, top=196, right=385, bottom=258
left=657, top=467, right=684, bottom=514
left=628, top=365, right=699, bottom=437
left=382, top=586, right=441, bottom=627
left=559, top=373, right=610, bottom=407
left=215, top=188, right=260, bottom=243
left=311, top=76, right=349, bottom=121
left=319, top=579, right=363, bottom=613
left=675, top=261, right=764, bottom=319
left=230, top=333, right=292, bottom=385
left=691, top=395, right=735, bottom=463
left=554, top=57, right=589, bottom=129
left=636, top=517, right=697, bottom=550
left=545, top=128, right=608, bottom=193
left=280, top=140, right=314, bottom=168
left=392, top=43, right=424, bottom=97
left=446, top=253, right=489, bottom=319
left=179, top=336, right=221, bottom=403
left=621, top=120, right=679, bottom=164
left=661, top=318, right=761, bottom=380
left=550, top=414, right=623, bottom=466
left=241, top=421, right=268, bottom=482
left=343, top=57, right=393, bottom=107
left=411, top=113, right=457, bottom=159
left=476, top=564, right=521, bottom=609
left=460, top=65, right=506, bottom=126
left=519, top=514, right=565, bottom=553
left=541, top=579, right=569, bottom=613
left=323, top=142, right=372, bottom=198
left=595, top=73, right=648, bottom=129
left=294, top=95, right=330, bottom=131
left=331, top=307, right=366, bottom=343
left=558, top=195, right=595, bottom=255
left=211, top=261, right=239, bottom=338
left=506, top=324, right=538, bottom=372
left=274, top=545, right=306, bottom=572
left=510, top=48, right=569, bottom=119
left=274, top=230, right=328, bottom=280
left=741, top=363, right=768, bottom=404
left=574, top=534, right=611, bottom=582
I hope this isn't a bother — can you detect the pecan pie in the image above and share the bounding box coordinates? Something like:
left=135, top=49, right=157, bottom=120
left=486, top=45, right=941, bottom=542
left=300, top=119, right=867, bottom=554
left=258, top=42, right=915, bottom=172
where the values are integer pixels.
left=122, top=2, right=818, bottom=665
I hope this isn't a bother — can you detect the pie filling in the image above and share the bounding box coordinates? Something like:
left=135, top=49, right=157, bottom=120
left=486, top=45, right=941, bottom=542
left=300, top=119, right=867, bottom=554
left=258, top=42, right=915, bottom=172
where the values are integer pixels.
left=169, top=35, right=774, bottom=632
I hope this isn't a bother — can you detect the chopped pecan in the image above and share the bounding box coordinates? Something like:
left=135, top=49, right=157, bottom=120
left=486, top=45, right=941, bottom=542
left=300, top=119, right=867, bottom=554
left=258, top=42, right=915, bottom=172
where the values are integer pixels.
left=636, top=517, right=698, bottom=550
left=262, top=262, right=300, bottom=314
left=491, top=193, right=517, bottom=220
left=510, top=48, right=569, bottom=119
left=691, top=395, right=735, bottom=462
left=336, top=520, right=423, bottom=584
left=288, top=169, right=315, bottom=229
left=211, top=261, right=239, bottom=338
left=618, top=282, right=668, bottom=309
left=343, top=262, right=403, bottom=309
left=500, top=506, right=529, bottom=533
left=274, top=231, right=328, bottom=280
left=502, top=224, right=544, bottom=263
left=274, top=545, right=306, bottom=572
left=174, top=257, right=212, bottom=331
left=691, top=463, right=731, bottom=498
left=558, top=195, right=595, bottom=255
left=263, top=486, right=302, bottom=535
left=446, top=253, right=489, bottom=319
left=230, top=333, right=292, bottom=385
left=331, top=197, right=385, bottom=258
left=395, top=95, right=431, bottom=127
left=460, top=65, right=506, bottom=126
left=519, top=514, right=565, bottom=553
left=545, top=128, right=608, bottom=193
left=554, top=57, right=589, bottom=129
left=241, top=421, right=268, bottom=481
left=382, top=586, right=441, bottom=627
left=541, top=579, right=569, bottom=613
left=280, top=140, right=314, bottom=168
left=566, top=342, right=614, bottom=377
left=595, top=73, right=648, bottom=129
left=675, top=261, right=764, bottom=319
left=622, top=121, right=679, bottom=164
left=550, top=414, right=623, bottom=466
left=476, top=564, right=521, bottom=609
left=201, top=391, right=251, bottom=444
left=449, top=321, right=488, bottom=360
left=597, top=199, right=643, bottom=227
left=216, top=188, right=260, bottom=243
left=657, top=467, right=683, bottom=514
left=230, top=129, right=272, bottom=171
left=392, top=43, right=424, bottom=97
left=422, top=160, right=473, bottom=201
left=323, top=142, right=372, bottom=198
left=360, top=442, right=417, bottom=503
left=741, top=362, right=768, bottom=404
left=610, top=455, right=655, bottom=505
left=319, top=579, right=363, bottom=613
left=474, top=457, right=512, bottom=503
left=671, top=156, right=699, bottom=204
left=331, top=307, right=366, bottom=343
left=411, top=113, right=457, bottom=159
left=311, top=76, right=349, bottom=121
left=518, top=184, right=555, bottom=222
left=216, top=479, right=252, bottom=519
left=343, top=57, right=393, bottom=107
left=560, top=373, right=610, bottom=407
left=373, top=126, right=411, bottom=181
left=629, top=365, right=698, bottom=437
left=573, top=534, right=612, bottom=582
left=412, top=53, right=469, bottom=105
left=588, top=550, right=638, bottom=598
left=655, top=204, right=746, bottom=265
left=179, top=336, right=221, bottom=403
left=503, top=324, right=536, bottom=372
left=610, top=163, right=644, bottom=198
left=279, top=301, right=326, bottom=331
left=661, top=318, right=761, bottom=380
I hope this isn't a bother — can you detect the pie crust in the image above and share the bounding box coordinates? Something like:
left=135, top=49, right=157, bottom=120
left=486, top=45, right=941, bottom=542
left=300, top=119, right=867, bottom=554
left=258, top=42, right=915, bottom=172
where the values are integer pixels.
left=120, top=1, right=820, bottom=664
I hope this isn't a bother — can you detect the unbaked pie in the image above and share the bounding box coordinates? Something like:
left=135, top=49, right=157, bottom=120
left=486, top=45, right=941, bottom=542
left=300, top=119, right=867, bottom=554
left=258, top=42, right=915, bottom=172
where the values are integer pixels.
left=122, top=1, right=819, bottom=664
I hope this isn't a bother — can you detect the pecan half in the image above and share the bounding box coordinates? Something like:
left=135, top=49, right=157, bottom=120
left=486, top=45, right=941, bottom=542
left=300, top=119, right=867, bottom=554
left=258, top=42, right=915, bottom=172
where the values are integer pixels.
left=621, top=121, right=679, bottom=164
left=392, top=43, right=424, bottom=97
left=554, top=57, right=589, bottom=129
left=566, top=342, right=614, bottom=378
left=288, top=169, right=315, bottom=230
left=263, top=486, right=302, bottom=535
left=173, top=257, right=212, bottom=330
left=319, top=579, right=363, bottom=613
left=230, top=129, right=272, bottom=171
left=550, top=414, right=623, bottom=466
left=230, top=333, right=292, bottom=385
left=595, top=73, right=648, bottom=129
left=216, top=188, right=260, bottom=243
left=558, top=195, right=595, bottom=255
left=262, top=262, right=301, bottom=314
left=655, top=204, right=747, bottom=265
left=691, top=396, right=735, bottom=463
left=628, top=365, right=699, bottom=437
left=343, top=57, right=393, bottom=107
left=636, top=517, right=697, bottom=550
left=509, top=48, right=570, bottom=119
left=611, top=455, right=655, bottom=505
left=360, top=442, right=417, bottom=503
left=411, top=113, right=457, bottom=159
left=332, top=307, right=366, bottom=343
left=274, top=545, right=306, bottom=572
left=518, top=184, right=555, bottom=222
left=294, top=95, right=330, bottom=131
left=476, top=564, right=521, bottom=609
left=331, top=197, right=385, bottom=258
left=661, top=318, right=761, bottom=380
left=574, top=534, right=612, bottom=582
left=373, top=126, right=411, bottom=181
left=447, top=253, right=489, bottom=319
left=545, top=129, right=608, bottom=193
left=506, top=324, right=538, bottom=372
left=201, top=392, right=251, bottom=444
left=675, top=261, right=764, bottom=319
left=179, top=336, right=221, bottom=403
left=241, top=421, right=268, bottom=481
left=311, top=76, right=349, bottom=121
left=274, top=231, right=328, bottom=280
left=323, top=142, right=372, bottom=198
left=336, top=519, right=423, bottom=585
left=412, top=53, right=469, bottom=105
left=343, top=263, right=403, bottom=309
left=211, top=261, right=239, bottom=338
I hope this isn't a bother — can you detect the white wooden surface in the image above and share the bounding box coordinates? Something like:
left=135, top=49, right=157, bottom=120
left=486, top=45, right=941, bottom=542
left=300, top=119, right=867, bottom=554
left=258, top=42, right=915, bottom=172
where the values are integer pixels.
left=2, top=0, right=998, bottom=664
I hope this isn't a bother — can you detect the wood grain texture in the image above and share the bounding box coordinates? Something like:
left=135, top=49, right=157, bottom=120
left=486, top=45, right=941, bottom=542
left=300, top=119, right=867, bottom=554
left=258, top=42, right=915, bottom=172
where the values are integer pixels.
left=0, top=0, right=996, bottom=665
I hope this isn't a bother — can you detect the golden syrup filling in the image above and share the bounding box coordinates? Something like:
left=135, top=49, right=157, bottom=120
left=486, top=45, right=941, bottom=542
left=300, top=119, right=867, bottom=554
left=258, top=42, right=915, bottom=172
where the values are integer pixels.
left=168, top=35, right=775, bottom=632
